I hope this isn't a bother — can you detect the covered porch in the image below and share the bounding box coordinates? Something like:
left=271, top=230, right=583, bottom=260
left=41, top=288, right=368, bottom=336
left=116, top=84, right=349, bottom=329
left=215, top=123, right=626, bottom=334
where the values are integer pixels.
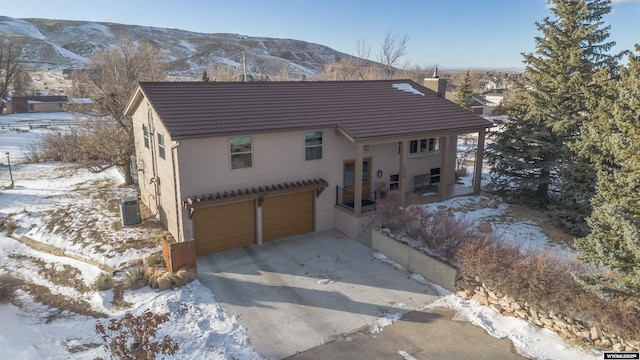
left=333, top=127, right=488, bottom=239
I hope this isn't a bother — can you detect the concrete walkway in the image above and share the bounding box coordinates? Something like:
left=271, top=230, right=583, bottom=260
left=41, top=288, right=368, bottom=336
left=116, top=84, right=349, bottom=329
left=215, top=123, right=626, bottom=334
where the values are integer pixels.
left=287, top=307, right=526, bottom=360
left=197, top=230, right=440, bottom=360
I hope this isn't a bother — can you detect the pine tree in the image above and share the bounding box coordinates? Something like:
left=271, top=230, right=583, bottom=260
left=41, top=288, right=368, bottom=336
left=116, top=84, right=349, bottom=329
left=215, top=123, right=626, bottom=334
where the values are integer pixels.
left=574, top=47, right=640, bottom=295
left=487, top=0, right=620, bottom=212
left=455, top=71, right=473, bottom=110
left=201, top=70, right=210, bottom=82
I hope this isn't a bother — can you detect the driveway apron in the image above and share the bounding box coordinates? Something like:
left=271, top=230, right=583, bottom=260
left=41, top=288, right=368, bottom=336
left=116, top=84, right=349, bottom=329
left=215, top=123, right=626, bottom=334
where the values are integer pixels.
left=197, top=230, right=440, bottom=360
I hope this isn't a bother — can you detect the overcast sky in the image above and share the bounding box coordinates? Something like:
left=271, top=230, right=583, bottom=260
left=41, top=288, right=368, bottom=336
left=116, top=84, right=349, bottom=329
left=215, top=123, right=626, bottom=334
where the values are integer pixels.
left=3, top=0, right=640, bottom=69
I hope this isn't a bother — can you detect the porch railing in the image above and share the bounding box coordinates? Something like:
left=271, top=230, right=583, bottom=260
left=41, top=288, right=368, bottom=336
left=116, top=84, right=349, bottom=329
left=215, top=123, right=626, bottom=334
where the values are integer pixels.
left=335, top=186, right=377, bottom=213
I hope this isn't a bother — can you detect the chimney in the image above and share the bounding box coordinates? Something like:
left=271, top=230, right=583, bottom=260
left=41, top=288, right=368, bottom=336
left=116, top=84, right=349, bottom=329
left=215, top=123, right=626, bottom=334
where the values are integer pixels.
left=424, top=67, right=447, bottom=98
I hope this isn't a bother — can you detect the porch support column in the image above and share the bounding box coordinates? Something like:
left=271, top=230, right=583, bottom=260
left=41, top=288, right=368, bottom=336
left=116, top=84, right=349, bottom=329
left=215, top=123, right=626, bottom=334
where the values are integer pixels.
left=438, top=136, right=448, bottom=198
left=255, top=201, right=263, bottom=245
left=354, top=144, right=364, bottom=216
left=474, top=128, right=486, bottom=194
left=398, top=141, right=407, bottom=206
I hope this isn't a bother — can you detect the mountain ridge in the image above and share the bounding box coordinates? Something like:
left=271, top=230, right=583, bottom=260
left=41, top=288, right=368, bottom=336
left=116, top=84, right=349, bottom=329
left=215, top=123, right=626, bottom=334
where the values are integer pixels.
left=0, top=16, right=357, bottom=79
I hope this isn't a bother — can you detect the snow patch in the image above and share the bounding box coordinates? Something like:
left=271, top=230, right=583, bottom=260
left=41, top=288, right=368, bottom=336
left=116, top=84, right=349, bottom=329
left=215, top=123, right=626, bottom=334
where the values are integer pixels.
left=392, top=83, right=425, bottom=96
left=371, top=312, right=402, bottom=334
left=427, top=295, right=602, bottom=360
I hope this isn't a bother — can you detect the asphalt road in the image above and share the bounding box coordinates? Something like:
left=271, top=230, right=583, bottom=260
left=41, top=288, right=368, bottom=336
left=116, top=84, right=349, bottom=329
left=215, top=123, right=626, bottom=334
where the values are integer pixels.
left=287, top=307, right=527, bottom=360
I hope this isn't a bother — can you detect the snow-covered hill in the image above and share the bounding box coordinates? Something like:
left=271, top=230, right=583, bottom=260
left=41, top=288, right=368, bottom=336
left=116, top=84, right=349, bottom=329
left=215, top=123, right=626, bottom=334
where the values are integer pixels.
left=0, top=16, right=357, bottom=79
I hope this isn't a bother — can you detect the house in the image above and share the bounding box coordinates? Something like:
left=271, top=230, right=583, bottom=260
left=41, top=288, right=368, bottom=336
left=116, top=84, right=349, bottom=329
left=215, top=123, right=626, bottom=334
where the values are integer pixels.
left=470, top=94, right=499, bottom=116
left=2, top=96, right=68, bottom=114
left=481, top=88, right=506, bottom=107
left=124, top=79, right=492, bottom=256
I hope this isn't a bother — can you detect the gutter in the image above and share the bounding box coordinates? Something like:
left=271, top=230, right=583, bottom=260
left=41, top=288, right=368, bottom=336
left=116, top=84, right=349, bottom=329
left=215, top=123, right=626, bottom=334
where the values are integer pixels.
left=171, top=141, right=182, bottom=242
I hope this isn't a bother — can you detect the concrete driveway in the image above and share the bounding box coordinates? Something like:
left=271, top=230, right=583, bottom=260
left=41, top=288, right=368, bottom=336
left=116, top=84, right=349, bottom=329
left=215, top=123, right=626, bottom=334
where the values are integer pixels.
left=197, top=230, right=440, bottom=360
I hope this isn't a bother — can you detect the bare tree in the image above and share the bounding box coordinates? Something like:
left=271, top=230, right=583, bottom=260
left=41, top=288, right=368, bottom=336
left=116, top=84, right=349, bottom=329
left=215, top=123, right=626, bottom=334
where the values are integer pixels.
left=378, top=32, right=409, bottom=79
left=11, top=70, right=33, bottom=96
left=0, top=36, right=25, bottom=104
left=55, top=37, right=167, bottom=184
left=207, top=63, right=241, bottom=81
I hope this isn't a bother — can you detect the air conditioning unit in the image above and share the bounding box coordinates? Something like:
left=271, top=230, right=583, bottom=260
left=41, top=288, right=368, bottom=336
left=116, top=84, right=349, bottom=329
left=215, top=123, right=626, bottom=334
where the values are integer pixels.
left=120, top=197, right=142, bottom=226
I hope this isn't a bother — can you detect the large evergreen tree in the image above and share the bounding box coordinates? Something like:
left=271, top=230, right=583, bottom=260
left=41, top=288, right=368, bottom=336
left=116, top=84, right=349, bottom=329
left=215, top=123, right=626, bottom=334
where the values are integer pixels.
left=455, top=70, right=473, bottom=110
left=487, top=0, right=619, bottom=217
left=574, top=47, right=640, bottom=295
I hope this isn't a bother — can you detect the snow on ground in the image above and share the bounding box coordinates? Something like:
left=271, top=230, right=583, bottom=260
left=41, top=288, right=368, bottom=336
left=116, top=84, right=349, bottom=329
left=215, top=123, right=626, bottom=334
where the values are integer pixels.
left=0, top=112, right=261, bottom=359
left=0, top=112, right=600, bottom=359
left=427, top=294, right=602, bottom=360
left=418, top=195, right=564, bottom=253
left=0, top=112, right=83, bottom=163
left=376, top=252, right=603, bottom=360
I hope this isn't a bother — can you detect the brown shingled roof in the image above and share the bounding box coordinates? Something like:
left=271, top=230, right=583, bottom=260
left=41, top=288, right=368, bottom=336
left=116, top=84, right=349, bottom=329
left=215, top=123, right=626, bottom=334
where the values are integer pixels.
left=129, top=80, right=491, bottom=141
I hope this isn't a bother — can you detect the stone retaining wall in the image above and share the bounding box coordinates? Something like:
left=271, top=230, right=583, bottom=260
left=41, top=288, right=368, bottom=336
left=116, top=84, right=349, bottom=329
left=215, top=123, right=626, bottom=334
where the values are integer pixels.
left=456, top=275, right=640, bottom=353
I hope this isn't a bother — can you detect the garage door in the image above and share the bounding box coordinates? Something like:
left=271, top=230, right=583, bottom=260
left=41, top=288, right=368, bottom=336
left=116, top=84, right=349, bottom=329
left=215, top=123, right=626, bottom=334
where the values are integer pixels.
left=262, top=191, right=314, bottom=242
left=193, top=200, right=255, bottom=255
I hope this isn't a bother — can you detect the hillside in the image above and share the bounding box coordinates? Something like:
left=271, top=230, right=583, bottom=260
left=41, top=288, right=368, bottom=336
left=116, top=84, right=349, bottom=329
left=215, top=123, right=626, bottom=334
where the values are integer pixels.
left=0, top=16, right=356, bottom=79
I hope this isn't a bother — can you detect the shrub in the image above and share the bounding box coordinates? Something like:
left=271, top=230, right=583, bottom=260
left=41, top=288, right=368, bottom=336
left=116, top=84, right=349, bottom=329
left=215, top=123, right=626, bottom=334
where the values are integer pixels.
left=93, top=273, right=114, bottom=291
left=379, top=203, right=477, bottom=261
left=5, top=221, right=17, bottom=235
left=96, top=311, right=179, bottom=359
left=0, top=274, right=21, bottom=304
left=124, top=266, right=147, bottom=290
left=146, top=252, right=165, bottom=267
left=379, top=199, right=640, bottom=341
left=456, top=236, right=640, bottom=341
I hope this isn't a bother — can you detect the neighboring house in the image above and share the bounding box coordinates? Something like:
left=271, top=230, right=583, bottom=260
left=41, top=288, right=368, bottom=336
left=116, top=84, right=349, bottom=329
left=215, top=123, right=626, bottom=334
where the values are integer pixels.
left=481, top=88, right=506, bottom=107
left=2, top=96, right=68, bottom=114
left=124, top=79, right=492, bottom=256
left=470, top=94, right=499, bottom=116
left=64, top=98, right=93, bottom=112
left=478, top=79, right=497, bottom=91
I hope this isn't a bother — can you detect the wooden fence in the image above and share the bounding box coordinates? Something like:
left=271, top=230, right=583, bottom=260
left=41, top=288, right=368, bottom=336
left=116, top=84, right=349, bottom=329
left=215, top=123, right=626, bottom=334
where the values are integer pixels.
left=161, top=238, right=197, bottom=274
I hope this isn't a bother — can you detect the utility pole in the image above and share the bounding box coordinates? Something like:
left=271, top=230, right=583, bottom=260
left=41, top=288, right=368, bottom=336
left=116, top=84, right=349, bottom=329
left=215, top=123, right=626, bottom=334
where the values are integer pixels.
left=243, top=52, right=247, bottom=82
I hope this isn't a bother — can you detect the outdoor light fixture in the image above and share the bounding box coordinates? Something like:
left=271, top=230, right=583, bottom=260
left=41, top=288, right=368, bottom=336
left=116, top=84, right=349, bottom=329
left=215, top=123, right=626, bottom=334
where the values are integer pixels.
left=5, top=152, right=14, bottom=189
left=363, top=145, right=370, bottom=152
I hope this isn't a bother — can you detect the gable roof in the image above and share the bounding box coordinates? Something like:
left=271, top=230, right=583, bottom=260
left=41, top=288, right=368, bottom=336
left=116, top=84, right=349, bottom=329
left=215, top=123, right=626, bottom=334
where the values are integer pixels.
left=125, top=80, right=492, bottom=142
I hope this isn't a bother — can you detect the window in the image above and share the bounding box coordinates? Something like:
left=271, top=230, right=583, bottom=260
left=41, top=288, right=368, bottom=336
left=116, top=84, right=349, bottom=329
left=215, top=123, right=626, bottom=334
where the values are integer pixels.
left=157, top=132, right=165, bottom=159
left=230, top=137, right=252, bottom=169
left=389, top=174, right=399, bottom=191
left=409, top=137, right=440, bottom=154
left=305, top=131, right=322, bottom=161
left=143, top=124, right=150, bottom=149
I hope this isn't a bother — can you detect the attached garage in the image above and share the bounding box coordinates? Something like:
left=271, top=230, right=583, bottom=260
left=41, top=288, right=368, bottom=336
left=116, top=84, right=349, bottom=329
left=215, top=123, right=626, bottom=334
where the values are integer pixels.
left=262, top=191, right=314, bottom=241
left=193, top=200, right=256, bottom=256
left=185, top=179, right=328, bottom=255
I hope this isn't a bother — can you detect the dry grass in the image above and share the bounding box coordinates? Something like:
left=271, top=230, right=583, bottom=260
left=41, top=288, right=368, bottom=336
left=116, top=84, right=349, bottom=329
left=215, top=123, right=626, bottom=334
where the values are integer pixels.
left=504, top=203, right=575, bottom=248
left=93, top=273, right=113, bottom=291
left=456, top=237, right=640, bottom=341
left=378, top=200, right=477, bottom=260
left=1, top=274, right=107, bottom=321
left=379, top=199, right=640, bottom=342
left=0, top=274, right=22, bottom=305
left=123, top=266, right=147, bottom=290
left=9, top=254, right=89, bottom=293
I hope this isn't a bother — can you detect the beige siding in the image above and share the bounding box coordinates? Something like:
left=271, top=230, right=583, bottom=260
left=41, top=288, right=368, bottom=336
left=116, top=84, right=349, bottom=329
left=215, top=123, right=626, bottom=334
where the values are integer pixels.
left=364, top=137, right=448, bottom=194
left=132, top=103, right=463, bottom=244
left=131, top=103, right=181, bottom=240
left=178, top=129, right=355, bottom=241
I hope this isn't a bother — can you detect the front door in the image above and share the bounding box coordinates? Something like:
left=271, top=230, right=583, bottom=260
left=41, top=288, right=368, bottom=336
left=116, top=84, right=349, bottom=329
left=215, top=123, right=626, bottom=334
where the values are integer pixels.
left=343, top=158, right=371, bottom=203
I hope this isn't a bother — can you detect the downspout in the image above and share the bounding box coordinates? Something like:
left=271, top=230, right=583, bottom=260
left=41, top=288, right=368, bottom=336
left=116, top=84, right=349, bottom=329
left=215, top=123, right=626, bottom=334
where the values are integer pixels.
left=147, top=106, right=160, bottom=214
left=171, top=141, right=182, bottom=242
